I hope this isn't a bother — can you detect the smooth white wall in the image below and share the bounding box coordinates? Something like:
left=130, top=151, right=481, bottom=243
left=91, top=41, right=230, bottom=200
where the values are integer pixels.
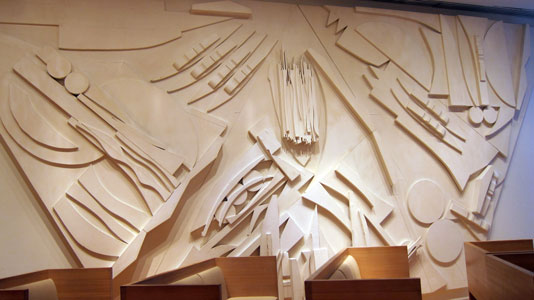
left=490, top=91, right=534, bottom=239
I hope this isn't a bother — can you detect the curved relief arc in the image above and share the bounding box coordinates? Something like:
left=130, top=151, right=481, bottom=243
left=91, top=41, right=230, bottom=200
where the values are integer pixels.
left=9, top=84, right=78, bottom=152
left=0, top=82, right=103, bottom=167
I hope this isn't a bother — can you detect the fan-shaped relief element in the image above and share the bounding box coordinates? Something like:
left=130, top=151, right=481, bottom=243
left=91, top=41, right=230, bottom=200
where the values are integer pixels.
left=0, top=81, right=102, bottom=166
left=8, top=84, right=78, bottom=152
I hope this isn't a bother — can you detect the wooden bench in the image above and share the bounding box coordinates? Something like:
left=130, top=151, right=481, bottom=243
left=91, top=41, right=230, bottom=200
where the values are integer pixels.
left=0, top=268, right=111, bottom=300
left=122, top=256, right=278, bottom=300
left=305, top=246, right=421, bottom=300
left=465, top=239, right=534, bottom=300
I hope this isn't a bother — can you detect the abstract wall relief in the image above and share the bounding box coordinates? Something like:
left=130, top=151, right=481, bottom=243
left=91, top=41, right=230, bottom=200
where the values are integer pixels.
left=0, top=0, right=532, bottom=299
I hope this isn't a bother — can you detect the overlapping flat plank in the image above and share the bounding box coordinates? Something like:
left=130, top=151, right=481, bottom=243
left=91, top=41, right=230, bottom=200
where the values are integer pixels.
left=324, top=7, right=348, bottom=34
left=59, top=9, right=231, bottom=50
left=113, top=230, right=146, bottom=277
left=67, top=183, right=135, bottom=243
left=336, top=164, right=393, bottom=222
left=114, top=132, right=179, bottom=189
left=115, top=122, right=185, bottom=176
left=54, top=197, right=126, bottom=257
left=46, top=55, right=71, bottom=80
left=8, top=84, right=77, bottom=151
left=365, top=214, right=396, bottom=246
left=191, top=1, right=252, bottom=19
left=355, top=6, right=441, bottom=32
left=348, top=191, right=369, bottom=247
left=420, top=27, right=448, bottom=97
left=101, top=78, right=197, bottom=169
left=457, top=15, right=490, bottom=107
left=290, top=258, right=304, bottom=300
left=83, top=85, right=132, bottom=124
left=356, top=21, right=432, bottom=91
left=59, top=24, right=183, bottom=51
left=78, top=166, right=149, bottom=231
left=261, top=195, right=280, bottom=256
left=280, top=217, right=304, bottom=253
left=117, top=138, right=176, bottom=191
left=302, top=183, right=350, bottom=231
left=393, top=105, right=498, bottom=190
left=13, top=57, right=109, bottom=132
left=305, top=48, right=376, bottom=134
left=440, top=15, right=476, bottom=107
left=336, top=29, right=389, bottom=67
left=468, top=165, right=495, bottom=215
left=484, top=21, right=516, bottom=107
left=143, top=136, right=224, bottom=232
left=456, top=19, right=480, bottom=106
left=74, top=121, right=170, bottom=208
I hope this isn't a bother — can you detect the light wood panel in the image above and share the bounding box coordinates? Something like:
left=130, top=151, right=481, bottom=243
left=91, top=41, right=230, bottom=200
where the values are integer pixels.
left=121, top=285, right=220, bottom=300
left=356, top=21, right=432, bottom=91
left=0, top=268, right=111, bottom=300
left=306, top=247, right=420, bottom=300
left=355, top=6, right=440, bottom=32
left=465, top=240, right=534, bottom=300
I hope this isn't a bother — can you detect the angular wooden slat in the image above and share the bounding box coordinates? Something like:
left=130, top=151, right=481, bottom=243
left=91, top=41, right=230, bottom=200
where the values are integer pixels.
left=440, top=15, right=475, bottom=107
left=67, top=183, right=135, bottom=243
left=356, top=21, right=432, bottom=91
left=54, top=197, right=126, bottom=257
left=78, top=166, right=149, bottom=231
left=336, top=29, right=389, bottom=67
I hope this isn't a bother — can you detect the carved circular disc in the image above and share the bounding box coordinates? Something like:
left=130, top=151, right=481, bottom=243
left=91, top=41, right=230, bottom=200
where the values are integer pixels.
left=483, top=107, right=498, bottom=125
left=426, top=219, right=463, bottom=263
left=407, top=179, right=446, bottom=225
left=65, top=72, right=89, bottom=95
left=468, top=107, right=483, bottom=125
left=47, top=56, right=72, bottom=79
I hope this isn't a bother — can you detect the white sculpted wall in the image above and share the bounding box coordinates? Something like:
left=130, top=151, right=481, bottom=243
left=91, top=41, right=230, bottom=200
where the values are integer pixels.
left=0, top=0, right=532, bottom=299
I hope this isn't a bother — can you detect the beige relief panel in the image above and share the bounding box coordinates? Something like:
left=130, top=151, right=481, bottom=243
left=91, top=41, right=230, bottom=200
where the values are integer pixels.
left=0, top=1, right=531, bottom=299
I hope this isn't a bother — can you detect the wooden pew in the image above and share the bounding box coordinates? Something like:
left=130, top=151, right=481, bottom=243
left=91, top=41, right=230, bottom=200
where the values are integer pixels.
left=305, top=246, right=422, bottom=300
left=465, top=239, right=534, bottom=300
left=0, top=268, right=111, bottom=300
left=122, top=256, right=278, bottom=300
